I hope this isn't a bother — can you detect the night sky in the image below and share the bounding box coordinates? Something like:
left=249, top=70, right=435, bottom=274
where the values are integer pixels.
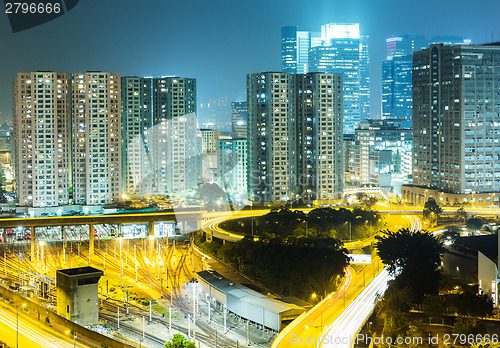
left=0, top=0, right=499, bottom=124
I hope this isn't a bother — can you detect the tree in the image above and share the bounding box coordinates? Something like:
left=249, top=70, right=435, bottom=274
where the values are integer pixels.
left=422, top=294, right=445, bottom=320
left=440, top=226, right=461, bottom=245
left=456, top=206, right=468, bottom=222
left=449, top=289, right=493, bottom=319
left=164, top=334, right=195, bottom=348
left=423, top=197, right=443, bottom=225
left=376, top=228, right=444, bottom=300
left=355, top=192, right=366, bottom=201
left=381, top=310, right=409, bottom=342
left=198, top=183, right=226, bottom=206
left=466, top=217, right=485, bottom=231
left=366, top=196, right=377, bottom=207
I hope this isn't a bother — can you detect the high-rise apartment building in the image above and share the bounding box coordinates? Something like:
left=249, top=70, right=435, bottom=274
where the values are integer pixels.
left=121, top=77, right=153, bottom=196
left=403, top=43, right=500, bottom=206
left=282, top=22, right=369, bottom=134
left=217, top=139, right=247, bottom=199
left=382, top=35, right=471, bottom=127
left=13, top=72, right=70, bottom=207
left=148, top=77, right=201, bottom=194
left=231, top=101, right=248, bottom=139
left=248, top=72, right=297, bottom=203
left=121, top=76, right=201, bottom=196
left=297, top=73, right=344, bottom=201
left=72, top=72, right=122, bottom=205
left=247, top=72, right=343, bottom=203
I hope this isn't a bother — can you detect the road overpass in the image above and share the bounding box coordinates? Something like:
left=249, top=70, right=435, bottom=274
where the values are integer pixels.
left=0, top=209, right=204, bottom=261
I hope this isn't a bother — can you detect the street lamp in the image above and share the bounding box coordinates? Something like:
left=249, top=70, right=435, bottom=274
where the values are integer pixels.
left=345, top=221, right=351, bottom=243
left=17, top=303, right=26, bottom=347
left=65, top=330, right=76, bottom=348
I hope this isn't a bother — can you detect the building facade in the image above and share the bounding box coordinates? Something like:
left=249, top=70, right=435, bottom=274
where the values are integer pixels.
left=382, top=35, right=471, bottom=127
left=121, top=77, right=153, bottom=196
left=247, top=72, right=343, bottom=204
left=281, top=26, right=322, bottom=74
left=281, top=22, right=369, bottom=134
left=247, top=72, right=297, bottom=203
left=296, top=73, right=343, bottom=201
left=231, top=101, right=248, bottom=139
left=148, top=77, right=201, bottom=195
left=405, top=43, right=500, bottom=204
left=200, top=129, right=220, bottom=154
left=217, top=139, right=247, bottom=200
left=349, top=120, right=412, bottom=195
left=13, top=72, right=70, bottom=207
left=72, top=72, right=122, bottom=205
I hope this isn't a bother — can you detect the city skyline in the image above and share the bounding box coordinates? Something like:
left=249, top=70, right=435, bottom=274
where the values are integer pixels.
left=2, top=2, right=500, bottom=347
left=0, top=0, right=498, bottom=125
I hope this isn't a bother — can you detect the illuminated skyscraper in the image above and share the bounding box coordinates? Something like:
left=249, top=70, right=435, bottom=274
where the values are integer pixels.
left=296, top=73, right=344, bottom=201
left=13, top=72, right=70, bottom=207
left=382, top=35, right=429, bottom=125
left=121, top=76, right=201, bottom=196
left=404, top=43, right=500, bottom=205
left=382, top=34, right=471, bottom=127
left=282, top=22, right=369, bottom=134
left=247, top=72, right=297, bottom=203
left=281, top=26, right=322, bottom=74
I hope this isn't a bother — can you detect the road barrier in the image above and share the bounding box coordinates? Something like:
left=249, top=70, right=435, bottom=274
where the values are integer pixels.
left=0, top=281, right=136, bottom=348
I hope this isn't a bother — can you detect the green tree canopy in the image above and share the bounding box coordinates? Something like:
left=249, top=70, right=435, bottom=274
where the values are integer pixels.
left=466, top=217, right=486, bottom=231
left=423, top=197, right=443, bottom=219
left=164, top=334, right=195, bottom=348
left=448, top=289, right=493, bottom=319
left=376, top=228, right=444, bottom=300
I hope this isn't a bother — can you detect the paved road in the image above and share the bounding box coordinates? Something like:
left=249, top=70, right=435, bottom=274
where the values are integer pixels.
left=0, top=300, right=86, bottom=348
left=318, top=268, right=391, bottom=348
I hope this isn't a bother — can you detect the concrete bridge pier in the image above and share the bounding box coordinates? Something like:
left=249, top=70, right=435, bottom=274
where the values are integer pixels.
left=148, top=221, right=154, bottom=237
left=89, top=223, right=94, bottom=255
left=31, top=226, right=35, bottom=261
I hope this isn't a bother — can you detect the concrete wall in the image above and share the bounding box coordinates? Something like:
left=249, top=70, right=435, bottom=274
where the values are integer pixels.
left=77, top=283, right=99, bottom=324
left=478, top=251, right=497, bottom=306
left=0, top=282, right=134, bottom=348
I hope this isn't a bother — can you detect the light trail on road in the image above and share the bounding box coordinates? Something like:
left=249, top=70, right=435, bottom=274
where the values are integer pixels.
left=318, top=268, right=391, bottom=348
left=271, top=267, right=353, bottom=348
left=0, top=303, right=82, bottom=348
left=406, top=215, right=422, bottom=232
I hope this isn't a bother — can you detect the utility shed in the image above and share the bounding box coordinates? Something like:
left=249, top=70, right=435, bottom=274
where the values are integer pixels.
left=56, top=267, right=103, bottom=325
left=197, top=270, right=305, bottom=331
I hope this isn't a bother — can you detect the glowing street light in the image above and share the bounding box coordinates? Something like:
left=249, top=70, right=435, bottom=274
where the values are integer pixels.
left=65, top=330, right=76, bottom=348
